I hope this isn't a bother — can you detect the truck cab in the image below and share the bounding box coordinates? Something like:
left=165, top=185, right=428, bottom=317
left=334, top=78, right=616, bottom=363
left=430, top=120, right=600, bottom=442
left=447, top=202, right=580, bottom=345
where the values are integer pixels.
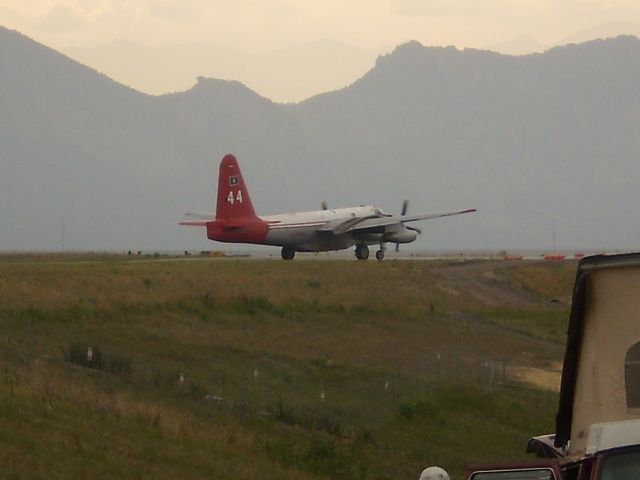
left=465, top=424, right=640, bottom=480
left=460, top=254, right=640, bottom=480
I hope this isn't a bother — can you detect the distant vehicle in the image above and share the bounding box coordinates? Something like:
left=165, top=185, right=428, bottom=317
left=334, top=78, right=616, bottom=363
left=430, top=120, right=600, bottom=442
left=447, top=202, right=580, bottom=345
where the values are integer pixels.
left=180, top=154, right=476, bottom=260
left=429, top=253, right=640, bottom=480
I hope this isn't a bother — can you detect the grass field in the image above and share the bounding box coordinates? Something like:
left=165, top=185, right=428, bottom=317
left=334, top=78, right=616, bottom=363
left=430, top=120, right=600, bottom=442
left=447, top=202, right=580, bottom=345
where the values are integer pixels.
left=0, top=255, right=577, bottom=479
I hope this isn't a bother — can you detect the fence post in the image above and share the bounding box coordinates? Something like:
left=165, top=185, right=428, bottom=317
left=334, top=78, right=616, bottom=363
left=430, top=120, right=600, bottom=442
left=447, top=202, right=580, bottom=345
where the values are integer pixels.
left=488, top=362, right=496, bottom=389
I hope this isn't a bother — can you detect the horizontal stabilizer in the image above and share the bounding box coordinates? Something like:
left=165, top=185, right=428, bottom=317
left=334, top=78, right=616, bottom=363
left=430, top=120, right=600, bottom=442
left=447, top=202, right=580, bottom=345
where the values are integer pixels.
left=179, top=220, right=208, bottom=227
left=185, top=211, right=215, bottom=220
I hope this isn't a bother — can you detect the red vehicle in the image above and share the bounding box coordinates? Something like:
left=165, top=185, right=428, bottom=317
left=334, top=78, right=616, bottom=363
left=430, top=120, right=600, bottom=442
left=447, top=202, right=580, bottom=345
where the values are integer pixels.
left=435, top=253, right=640, bottom=480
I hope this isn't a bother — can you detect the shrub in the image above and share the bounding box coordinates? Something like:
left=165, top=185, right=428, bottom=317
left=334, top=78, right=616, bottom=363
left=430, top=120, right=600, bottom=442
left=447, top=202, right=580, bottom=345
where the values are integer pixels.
left=65, top=343, right=132, bottom=375
left=66, top=343, right=103, bottom=370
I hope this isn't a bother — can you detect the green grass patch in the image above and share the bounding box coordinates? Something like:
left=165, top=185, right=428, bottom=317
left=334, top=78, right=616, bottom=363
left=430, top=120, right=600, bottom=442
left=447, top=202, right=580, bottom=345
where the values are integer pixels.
left=0, top=256, right=575, bottom=479
left=473, top=308, right=569, bottom=344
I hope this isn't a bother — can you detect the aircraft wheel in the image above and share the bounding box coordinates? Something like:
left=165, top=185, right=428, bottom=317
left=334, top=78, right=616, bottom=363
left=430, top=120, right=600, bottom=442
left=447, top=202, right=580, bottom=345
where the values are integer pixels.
left=281, top=246, right=296, bottom=260
left=375, top=249, right=385, bottom=261
left=355, top=244, right=369, bottom=260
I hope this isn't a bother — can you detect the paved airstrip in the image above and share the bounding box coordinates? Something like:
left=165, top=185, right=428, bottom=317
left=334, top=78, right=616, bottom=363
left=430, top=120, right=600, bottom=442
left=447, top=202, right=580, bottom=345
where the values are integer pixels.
left=162, top=249, right=625, bottom=261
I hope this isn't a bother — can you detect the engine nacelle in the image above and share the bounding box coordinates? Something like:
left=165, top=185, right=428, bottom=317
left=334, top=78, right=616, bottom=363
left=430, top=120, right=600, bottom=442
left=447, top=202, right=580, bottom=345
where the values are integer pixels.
left=383, top=229, right=417, bottom=244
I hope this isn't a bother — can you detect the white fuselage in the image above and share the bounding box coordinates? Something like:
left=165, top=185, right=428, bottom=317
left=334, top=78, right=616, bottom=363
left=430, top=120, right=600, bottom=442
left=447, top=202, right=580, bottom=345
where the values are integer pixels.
left=182, top=154, right=474, bottom=259
left=262, top=205, right=384, bottom=252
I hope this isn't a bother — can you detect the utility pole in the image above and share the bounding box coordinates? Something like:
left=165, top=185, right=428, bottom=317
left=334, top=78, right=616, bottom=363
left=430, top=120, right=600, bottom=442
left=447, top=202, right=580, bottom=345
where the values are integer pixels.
left=61, top=220, right=65, bottom=251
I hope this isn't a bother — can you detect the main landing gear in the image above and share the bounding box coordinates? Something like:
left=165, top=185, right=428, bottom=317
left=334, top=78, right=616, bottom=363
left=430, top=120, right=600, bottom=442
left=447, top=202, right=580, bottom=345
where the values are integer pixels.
left=355, top=244, right=369, bottom=260
left=281, top=246, right=296, bottom=260
left=355, top=243, right=386, bottom=261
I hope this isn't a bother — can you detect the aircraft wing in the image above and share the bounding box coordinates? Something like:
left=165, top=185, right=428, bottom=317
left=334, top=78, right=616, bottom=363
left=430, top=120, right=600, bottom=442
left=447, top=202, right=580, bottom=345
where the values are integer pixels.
left=316, top=215, right=380, bottom=235
left=342, top=208, right=476, bottom=233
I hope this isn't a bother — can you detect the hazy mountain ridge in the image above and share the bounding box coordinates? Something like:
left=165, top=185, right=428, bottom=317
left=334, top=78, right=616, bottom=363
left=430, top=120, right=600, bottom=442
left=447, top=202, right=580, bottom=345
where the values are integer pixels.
left=1, top=26, right=639, bottom=251
left=64, top=39, right=378, bottom=103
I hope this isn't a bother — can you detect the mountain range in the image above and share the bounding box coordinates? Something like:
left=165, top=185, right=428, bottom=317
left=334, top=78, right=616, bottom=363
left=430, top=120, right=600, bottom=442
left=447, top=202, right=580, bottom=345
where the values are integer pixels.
left=64, top=39, right=378, bottom=103
left=1, top=26, right=639, bottom=252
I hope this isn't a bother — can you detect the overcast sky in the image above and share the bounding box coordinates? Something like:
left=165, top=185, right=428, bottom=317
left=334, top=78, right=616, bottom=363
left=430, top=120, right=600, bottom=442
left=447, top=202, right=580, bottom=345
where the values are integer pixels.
left=2, top=1, right=640, bottom=100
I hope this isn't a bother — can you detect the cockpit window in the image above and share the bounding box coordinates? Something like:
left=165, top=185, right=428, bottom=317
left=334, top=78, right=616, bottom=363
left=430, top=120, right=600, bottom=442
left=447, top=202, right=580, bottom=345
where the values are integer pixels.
left=600, top=450, right=640, bottom=480
left=470, top=469, right=556, bottom=480
left=624, top=342, right=640, bottom=408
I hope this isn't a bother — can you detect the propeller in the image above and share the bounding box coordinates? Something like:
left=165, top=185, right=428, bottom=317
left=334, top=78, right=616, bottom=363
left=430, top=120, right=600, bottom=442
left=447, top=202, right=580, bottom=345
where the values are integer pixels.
left=401, top=199, right=409, bottom=216
left=396, top=200, right=409, bottom=252
left=395, top=200, right=422, bottom=252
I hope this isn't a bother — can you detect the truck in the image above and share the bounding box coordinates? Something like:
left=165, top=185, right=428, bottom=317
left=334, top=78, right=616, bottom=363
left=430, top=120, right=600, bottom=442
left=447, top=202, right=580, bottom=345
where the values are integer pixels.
left=434, top=253, right=640, bottom=480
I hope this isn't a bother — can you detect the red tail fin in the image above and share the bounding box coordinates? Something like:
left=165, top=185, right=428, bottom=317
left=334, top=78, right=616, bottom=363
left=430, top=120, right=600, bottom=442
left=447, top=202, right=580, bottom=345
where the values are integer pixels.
left=216, top=154, right=257, bottom=220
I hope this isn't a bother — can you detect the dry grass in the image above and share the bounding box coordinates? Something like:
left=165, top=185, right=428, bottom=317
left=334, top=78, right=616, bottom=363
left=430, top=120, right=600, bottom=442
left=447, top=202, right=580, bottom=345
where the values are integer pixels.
left=505, top=261, right=577, bottom=302
left=0, top=254, right=575, bottom=479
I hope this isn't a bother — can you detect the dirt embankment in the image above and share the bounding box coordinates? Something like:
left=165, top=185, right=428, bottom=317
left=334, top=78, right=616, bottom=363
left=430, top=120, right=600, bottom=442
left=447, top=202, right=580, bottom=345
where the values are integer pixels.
left=432, top=260, right=542, bottom=309
left=431, top=260, right=568, bottom=391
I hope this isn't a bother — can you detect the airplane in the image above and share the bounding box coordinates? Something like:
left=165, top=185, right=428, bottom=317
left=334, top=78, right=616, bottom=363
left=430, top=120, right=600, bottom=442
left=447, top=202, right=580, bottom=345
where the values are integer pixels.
left=180, top=154, right=476, bottom=260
